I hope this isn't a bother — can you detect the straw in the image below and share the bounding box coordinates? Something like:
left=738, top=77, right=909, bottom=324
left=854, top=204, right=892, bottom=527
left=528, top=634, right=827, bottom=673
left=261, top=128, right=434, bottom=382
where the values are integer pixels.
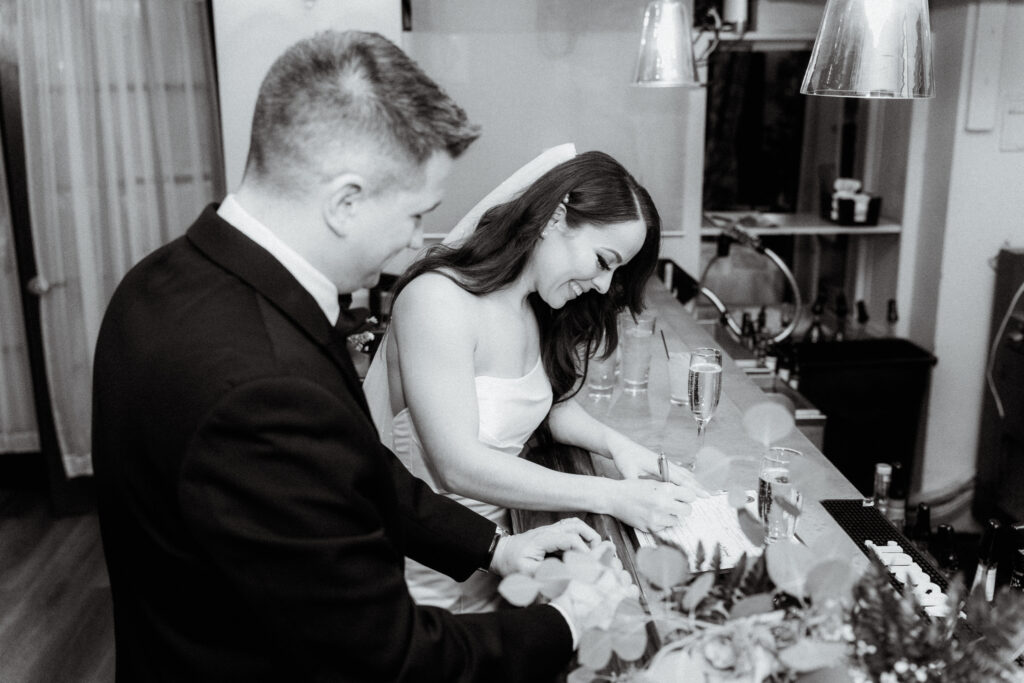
left=660, top=330, right=670, bottom=359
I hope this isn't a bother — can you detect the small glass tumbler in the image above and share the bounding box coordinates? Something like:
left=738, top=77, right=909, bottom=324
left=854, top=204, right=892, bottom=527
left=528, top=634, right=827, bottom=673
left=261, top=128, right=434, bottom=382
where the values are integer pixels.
left=667, top=351, right=691, bottom=406
left=757, top=447, right=804, bottom=544
left=618, top=311, right=656, bottom=393
left=587, top=350, right=617, bottom=395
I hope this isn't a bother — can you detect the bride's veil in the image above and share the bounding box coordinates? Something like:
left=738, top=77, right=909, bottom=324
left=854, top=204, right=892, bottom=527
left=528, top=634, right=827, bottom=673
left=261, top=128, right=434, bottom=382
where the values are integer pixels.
left=362, top=143, right=577, bottom=448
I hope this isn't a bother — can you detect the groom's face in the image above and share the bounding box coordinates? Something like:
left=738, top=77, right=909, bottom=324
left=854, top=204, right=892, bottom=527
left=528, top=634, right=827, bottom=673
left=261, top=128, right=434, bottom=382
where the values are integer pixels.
left=347, top=152, right=452, bottom=289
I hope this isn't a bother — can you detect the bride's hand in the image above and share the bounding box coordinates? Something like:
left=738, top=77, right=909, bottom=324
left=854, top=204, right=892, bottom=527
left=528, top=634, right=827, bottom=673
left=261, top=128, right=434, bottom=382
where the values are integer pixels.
left=607, top=478, right=696, bottom=532
left=606, top=431, right=704, bottom=490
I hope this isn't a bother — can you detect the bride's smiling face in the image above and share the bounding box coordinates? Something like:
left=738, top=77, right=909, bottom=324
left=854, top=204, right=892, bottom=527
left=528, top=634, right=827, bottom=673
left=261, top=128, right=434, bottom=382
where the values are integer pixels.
left=530, top=217, right=647, bottom=309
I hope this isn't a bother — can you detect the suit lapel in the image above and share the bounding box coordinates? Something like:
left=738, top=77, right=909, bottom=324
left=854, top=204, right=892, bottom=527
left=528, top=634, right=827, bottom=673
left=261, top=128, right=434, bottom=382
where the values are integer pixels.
left=186, top=204, right=373, bottom=420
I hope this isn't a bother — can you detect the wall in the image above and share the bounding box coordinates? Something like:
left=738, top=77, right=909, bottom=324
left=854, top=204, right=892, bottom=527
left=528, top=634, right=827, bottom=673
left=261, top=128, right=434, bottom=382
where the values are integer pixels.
left=211, top=0, right=401, bottom=191
left=909, top=0, right=1024, bottom=496
left=401, top=0, right=706, bottom=277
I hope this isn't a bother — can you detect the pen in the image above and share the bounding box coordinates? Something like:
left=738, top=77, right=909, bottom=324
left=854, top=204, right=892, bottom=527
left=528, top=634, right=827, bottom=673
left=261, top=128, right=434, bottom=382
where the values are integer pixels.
left=658, top=451, right=670, bottom=482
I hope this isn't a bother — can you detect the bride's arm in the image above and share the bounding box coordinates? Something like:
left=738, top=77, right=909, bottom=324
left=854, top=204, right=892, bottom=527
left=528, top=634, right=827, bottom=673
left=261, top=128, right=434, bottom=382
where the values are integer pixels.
left=546, top=400, right=700, bottom=488
left=391, top=275, right=694, bottom=532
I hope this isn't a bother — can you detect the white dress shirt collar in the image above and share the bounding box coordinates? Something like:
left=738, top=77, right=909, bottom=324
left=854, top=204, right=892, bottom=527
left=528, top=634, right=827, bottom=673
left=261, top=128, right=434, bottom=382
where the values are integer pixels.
left=217, top=194, right=341, bottom=325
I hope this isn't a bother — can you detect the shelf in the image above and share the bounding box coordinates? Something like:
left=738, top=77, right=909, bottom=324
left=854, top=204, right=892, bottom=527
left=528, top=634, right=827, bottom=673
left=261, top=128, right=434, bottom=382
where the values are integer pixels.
left=701, top=211, right=901, bottom=237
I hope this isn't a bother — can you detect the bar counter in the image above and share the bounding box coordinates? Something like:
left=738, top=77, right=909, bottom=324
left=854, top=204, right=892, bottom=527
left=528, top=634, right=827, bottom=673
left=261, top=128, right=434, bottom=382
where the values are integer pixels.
left=513, top=278, right=868, bottom=612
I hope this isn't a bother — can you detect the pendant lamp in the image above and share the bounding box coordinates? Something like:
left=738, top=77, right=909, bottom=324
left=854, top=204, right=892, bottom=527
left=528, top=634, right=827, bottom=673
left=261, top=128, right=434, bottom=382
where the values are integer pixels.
left=633, top=0, right=701, bottom=88
left=801, top=0, right=934, bottom=98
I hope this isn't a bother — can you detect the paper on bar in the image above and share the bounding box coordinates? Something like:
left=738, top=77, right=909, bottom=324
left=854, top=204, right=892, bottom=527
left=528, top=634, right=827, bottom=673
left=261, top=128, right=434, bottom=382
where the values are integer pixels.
left=634, top=492, right=763, bottom=572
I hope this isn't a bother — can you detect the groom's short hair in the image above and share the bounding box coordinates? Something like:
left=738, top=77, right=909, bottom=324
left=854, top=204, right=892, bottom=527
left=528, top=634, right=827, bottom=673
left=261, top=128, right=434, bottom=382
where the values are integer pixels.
left=244, top=30, right=479, bottom=195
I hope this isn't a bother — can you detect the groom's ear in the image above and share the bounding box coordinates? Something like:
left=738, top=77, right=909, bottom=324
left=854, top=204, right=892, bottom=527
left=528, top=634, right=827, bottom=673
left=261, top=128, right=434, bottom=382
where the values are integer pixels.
left=322, top=173, right=366, bottom=237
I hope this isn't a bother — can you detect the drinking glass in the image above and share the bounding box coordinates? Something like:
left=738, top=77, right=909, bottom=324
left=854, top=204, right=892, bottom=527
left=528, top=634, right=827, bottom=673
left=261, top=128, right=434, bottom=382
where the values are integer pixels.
left=618, top=311, right=656, bottom=393
left=687, top=347, right=722, bottom=447
left=667, top=351, right=690, bottom=406
left=586, top=346, right=617, bottom=396
left=758, top=447, right=804, bottom=543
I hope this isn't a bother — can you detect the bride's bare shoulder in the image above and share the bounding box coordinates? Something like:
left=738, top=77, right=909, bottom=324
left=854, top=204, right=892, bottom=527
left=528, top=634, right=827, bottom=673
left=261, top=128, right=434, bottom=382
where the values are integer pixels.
left=389, top=270, right=477, bottom=325
left=395, top=270, right=476, bottom=310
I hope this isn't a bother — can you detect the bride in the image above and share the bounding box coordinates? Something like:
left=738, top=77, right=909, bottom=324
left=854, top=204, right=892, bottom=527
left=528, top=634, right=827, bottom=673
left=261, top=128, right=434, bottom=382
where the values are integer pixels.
left=363, top=145, right=702, bottom=612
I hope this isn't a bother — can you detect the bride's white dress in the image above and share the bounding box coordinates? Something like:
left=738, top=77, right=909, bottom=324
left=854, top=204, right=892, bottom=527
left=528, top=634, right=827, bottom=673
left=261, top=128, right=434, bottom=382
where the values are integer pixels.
left=390, top=357, right=553, bottom=612
left=360, top=143, right=576, bottom=612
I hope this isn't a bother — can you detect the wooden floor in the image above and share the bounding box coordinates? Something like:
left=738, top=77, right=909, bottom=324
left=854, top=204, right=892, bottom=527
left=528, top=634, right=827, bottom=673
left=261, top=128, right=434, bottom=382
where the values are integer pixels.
left=0, top=489, right=114, bottom=683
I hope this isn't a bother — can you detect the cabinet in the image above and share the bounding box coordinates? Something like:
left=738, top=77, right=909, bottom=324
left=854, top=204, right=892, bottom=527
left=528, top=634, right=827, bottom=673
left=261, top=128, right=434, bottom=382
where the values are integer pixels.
left=697, top=83, right=915, bottom=340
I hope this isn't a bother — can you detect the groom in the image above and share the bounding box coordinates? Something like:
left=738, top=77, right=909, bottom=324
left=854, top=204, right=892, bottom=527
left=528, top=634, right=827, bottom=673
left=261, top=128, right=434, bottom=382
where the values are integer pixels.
left=92, top=30, right=610, bottom=682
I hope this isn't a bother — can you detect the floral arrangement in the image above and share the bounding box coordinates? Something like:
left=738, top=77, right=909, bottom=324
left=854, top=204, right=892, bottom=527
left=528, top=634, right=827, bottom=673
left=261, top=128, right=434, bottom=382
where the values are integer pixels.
left=499, top=524, right=1024, bottom=682
left=500, top=401, right=1024, bottom=682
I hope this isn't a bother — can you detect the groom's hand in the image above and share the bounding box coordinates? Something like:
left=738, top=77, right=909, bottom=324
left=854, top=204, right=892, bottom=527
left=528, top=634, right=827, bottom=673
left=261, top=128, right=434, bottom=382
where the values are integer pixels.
left=488, top=517, right=600, bottom=576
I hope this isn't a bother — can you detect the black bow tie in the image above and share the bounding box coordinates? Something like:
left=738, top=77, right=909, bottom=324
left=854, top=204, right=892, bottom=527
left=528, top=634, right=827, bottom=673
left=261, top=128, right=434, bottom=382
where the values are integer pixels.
left=334, top=294, right=373, bottom=338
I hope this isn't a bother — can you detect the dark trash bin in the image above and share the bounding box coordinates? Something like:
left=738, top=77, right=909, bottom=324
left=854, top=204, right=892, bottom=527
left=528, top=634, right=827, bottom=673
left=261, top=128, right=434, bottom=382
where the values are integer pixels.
left=794, top=338, right=937, bottom=496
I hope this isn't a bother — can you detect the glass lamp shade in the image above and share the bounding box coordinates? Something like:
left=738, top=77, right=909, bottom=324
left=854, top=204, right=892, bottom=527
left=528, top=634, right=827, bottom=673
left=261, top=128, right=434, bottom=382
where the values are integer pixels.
left=801, top=0, right=934, bottom=98
left=633, top=0, right=701, bottom=88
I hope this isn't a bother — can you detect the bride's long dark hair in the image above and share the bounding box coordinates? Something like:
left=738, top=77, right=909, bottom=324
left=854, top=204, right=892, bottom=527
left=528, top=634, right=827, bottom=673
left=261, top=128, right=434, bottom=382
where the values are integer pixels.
left=392, top=150, right=661, bottom=401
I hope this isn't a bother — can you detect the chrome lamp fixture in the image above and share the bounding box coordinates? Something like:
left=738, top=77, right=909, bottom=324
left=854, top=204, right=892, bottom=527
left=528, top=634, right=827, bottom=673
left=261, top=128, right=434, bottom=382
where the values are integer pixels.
left=801, top=0, right=934, bottom=98
left=633, top=0, right=701, bottom=88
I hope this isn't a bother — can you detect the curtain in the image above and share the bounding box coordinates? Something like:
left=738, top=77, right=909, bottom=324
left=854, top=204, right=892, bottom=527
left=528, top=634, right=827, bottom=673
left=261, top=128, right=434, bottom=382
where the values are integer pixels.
left=0, top=136, right=39, bottom=454
left=16, top=0, right=224, bottom=477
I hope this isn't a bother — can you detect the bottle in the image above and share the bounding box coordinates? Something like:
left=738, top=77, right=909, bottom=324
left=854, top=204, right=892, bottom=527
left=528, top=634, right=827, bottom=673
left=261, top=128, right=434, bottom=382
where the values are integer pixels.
left=856, top=300, right=870, bottom=339
left=1007, top=524, right=1024, bottom=592
left=886, top=299, right=899, bottom=336
left=833, top=293, right=849, bottom=342
left=932, top=524, right=960, bottom=578
left=755, top=336, right=768, bottom=368
left=885, top=461, right=907, bottom=529
left=756, top=305, right=767, bottom=335
left=787, top=344, right=800, bottom=390
left=741, top=312, right=756, bottom=350
left=911, top=502, right=931, bottom=553
left=1010, top=548, right=1024, bottom=592
left=971, top=519, right=1001, bottom=602
left=763, top=341, right=778, bottom=374
left=872, top=463, right=892, bottom=517
left=804, top=297, right=825, bottom=344
left=777, top=342, right=792, bottom=383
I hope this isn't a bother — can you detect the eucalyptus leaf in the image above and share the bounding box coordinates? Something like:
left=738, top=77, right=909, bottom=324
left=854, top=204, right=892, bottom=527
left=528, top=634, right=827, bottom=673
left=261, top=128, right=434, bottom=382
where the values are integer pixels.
left=612, top=619, right=649, bottom=662
left=646, top=648, right=707, bottom=683
left=765, top=542, right=817, bottom=599
left=637, top=546, right=688, bottom=590
left=692, top=446, right=731, bottom=490
left=778, top=640, right=848, bottom=672
left=728, top=593, right=776, bottom=619
left=804, top=559, right=855, bottom=606
left=562, top=557, right=603, bottom=584
left=538, top=578, right=571, bottom=599
left=497, top=573, right=541, bottom=606
left=616, top=596, right=647, bottom=620
left=681, top=571, right=715, bottom=611
left=578, top=626, right=613, bottom=670
left=741, top=401, right=795, bottom=446
left=727, top=486, right=749, bottom=509
left=737, top=508, right=766, bottom=547
left=534, top=557, right=571, bottom=582
left=595, top=543, right=617, bottom=567
left=567, top=666, right=601, bottom=683
left=796, top=665, right=855, bottom=682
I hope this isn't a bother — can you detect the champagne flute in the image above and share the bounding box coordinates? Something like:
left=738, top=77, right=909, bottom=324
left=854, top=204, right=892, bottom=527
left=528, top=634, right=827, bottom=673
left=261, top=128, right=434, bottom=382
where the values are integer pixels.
left=687, top=347, right=722, bottom=449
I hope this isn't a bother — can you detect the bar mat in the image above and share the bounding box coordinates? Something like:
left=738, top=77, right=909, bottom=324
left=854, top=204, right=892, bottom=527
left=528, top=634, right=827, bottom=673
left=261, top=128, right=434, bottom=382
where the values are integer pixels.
left=820, top=498, right=947, bottom=592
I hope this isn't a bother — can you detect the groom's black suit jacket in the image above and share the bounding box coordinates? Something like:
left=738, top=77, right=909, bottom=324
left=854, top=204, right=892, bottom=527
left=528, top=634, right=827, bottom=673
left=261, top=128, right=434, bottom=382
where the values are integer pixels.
left=92, top=205, right=572, bottom=682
